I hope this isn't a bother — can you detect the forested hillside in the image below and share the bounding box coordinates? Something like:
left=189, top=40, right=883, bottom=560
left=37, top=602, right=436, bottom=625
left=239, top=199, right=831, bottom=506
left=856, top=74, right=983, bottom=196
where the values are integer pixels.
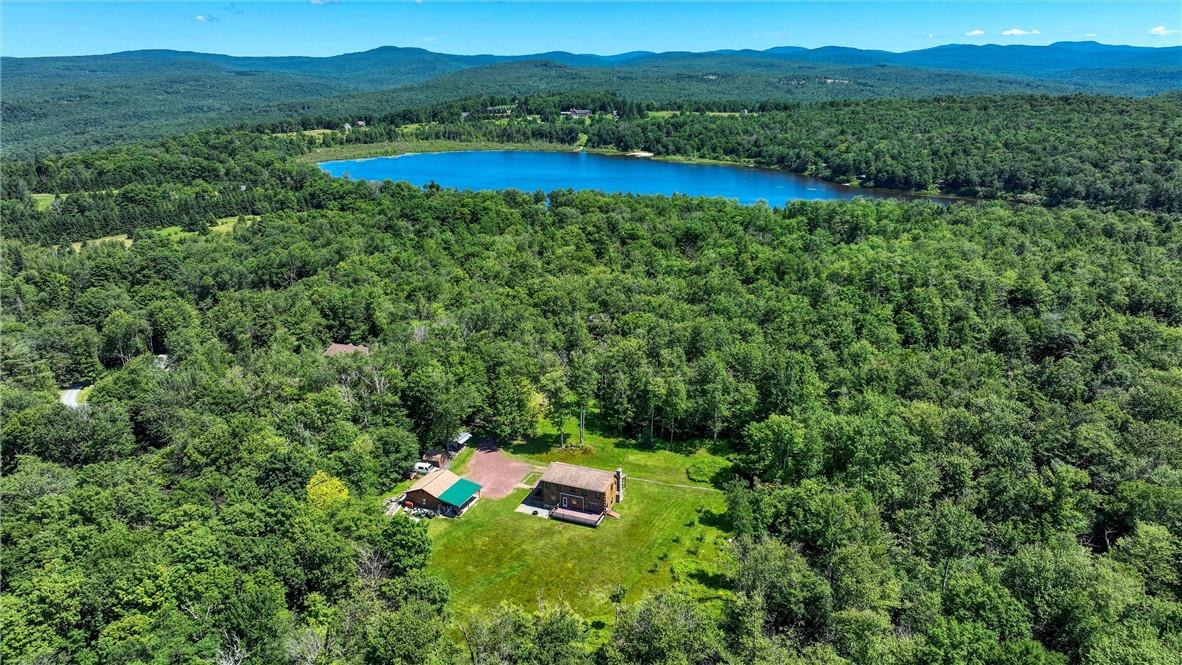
left=3, top=94, right=1178, bottom=250
left=583, top=95, right=1182, bottom=210
left=3, top=124, right=1182, bottom=663
left=4, top=41, right=1178, bottom=157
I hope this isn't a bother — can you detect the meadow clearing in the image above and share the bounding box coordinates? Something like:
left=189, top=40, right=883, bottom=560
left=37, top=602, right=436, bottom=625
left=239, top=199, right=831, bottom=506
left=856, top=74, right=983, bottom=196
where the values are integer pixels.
left=426, top=415, right=733, bottom=630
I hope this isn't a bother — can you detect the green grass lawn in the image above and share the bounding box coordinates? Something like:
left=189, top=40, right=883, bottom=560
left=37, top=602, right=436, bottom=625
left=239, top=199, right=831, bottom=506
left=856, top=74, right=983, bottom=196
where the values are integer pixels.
left=426, top=414, right=733, bottom=631
left=449, top=446, right=476, bottom=475
left=428, top=481, right=729, bottom=628
left=506, top=413, right=731, bottom=487
left=31, top=193, right=55, bottom=211
left=66, top=216, right=257, bottom=251
left=67, top=234, right=132, bottom=252
left=210, top=214, right=259, bottom=234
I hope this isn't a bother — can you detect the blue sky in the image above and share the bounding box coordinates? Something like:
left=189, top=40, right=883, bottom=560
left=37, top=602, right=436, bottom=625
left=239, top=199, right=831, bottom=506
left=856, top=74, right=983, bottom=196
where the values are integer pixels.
left=3, top=1, right=1180, bottom=58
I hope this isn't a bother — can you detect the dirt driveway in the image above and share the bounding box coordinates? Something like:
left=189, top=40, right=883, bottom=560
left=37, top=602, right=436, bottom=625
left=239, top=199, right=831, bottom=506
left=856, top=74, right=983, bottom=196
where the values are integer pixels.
left=466, top=447, right=540, bottom=499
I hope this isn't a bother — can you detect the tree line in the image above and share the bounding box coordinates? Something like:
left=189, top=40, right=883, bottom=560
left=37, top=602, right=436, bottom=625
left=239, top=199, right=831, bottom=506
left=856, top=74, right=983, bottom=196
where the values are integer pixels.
left=3, top=134, right=1182, bottom=662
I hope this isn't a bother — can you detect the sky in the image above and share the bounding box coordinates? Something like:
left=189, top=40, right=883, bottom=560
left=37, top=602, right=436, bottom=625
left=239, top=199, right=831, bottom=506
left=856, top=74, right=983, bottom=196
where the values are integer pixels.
left=3, top=1, right=1180, bottom=58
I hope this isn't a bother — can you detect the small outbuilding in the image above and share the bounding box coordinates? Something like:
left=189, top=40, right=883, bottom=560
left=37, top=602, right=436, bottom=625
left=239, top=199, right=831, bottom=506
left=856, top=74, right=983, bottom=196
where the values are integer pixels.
left=404, top=469, right=481, bottom=517
left=421, top=449, right=450, bottom=468
left=536, top=462, right=624, bottom=526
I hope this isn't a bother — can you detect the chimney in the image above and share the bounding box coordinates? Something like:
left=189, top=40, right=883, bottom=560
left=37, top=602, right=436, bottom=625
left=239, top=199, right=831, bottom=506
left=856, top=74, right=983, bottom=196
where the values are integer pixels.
left=616, top=468, right=625, bottom=504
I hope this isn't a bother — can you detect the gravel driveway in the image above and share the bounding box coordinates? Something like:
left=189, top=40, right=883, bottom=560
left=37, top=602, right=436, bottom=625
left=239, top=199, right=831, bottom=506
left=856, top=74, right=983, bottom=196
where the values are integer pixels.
left=465, top=447, right=540, bottom=499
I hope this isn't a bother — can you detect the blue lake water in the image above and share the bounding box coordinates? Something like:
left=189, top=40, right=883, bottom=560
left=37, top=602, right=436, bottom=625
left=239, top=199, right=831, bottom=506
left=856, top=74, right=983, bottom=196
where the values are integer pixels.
left=319, top=150, right=939, bottom=206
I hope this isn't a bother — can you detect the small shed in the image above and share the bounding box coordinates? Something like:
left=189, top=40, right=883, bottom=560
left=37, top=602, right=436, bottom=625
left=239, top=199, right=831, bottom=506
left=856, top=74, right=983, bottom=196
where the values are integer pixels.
left=451, top=431, right=473, bottom=452
left=404, top=469, right=481, bottom=517
left=422, top=449, right=449, bottom=468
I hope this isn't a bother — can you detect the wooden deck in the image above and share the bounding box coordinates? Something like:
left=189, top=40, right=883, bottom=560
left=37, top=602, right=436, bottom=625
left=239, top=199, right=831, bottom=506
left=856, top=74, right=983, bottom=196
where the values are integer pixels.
left=550, top=507, right=604, bottom=527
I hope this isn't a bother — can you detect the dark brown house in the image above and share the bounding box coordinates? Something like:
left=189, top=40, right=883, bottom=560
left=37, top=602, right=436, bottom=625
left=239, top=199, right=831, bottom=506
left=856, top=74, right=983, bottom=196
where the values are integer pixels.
left=537, top=462, right=624, bottom=519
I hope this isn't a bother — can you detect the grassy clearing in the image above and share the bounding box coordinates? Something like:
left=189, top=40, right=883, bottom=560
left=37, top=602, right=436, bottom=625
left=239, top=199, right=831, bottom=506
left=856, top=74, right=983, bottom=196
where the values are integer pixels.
left=68, top=234, right=132, bottom=252
left=31, top=193, right=55, bottom=211
left=428, top=481, right=729, bottom=627
left=507, top=413, right=729, bottom=487
left=273, top=128, right=337, bottom=141
left=211, top=214, right=259, bottom=234
left=156, top=225, right=196, bottom=241
left=64, top=215, right=257, bottom=252
left=426, top=413, right=733, bottom=632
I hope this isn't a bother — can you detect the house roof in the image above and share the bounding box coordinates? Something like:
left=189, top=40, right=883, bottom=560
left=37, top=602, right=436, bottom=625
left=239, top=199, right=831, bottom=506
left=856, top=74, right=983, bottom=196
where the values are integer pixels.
left=539, top=462, right=616, bottom=493
left=455, top=432, right=472, bottom=445
left=324, top=343, right=370, bottom=357
left=407, top=469, right=482, bottom=507
left=409, top=469, right=461, bottom=496
left=438, top=477, right=481, bottom=507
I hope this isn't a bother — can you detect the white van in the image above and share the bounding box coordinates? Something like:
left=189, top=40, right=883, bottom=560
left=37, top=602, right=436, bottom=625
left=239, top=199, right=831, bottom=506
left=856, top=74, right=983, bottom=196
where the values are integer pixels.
left=413, top=462, right=437, bottom=475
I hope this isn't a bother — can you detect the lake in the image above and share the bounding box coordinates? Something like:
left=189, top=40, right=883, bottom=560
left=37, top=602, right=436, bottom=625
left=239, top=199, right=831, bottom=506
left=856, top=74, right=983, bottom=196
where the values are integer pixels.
left=319, top=150, right=941, bottom=206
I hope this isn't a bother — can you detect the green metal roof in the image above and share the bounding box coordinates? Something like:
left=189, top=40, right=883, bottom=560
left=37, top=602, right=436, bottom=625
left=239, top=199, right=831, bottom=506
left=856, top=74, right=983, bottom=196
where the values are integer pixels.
left=438, top=477, right=481, bottom=507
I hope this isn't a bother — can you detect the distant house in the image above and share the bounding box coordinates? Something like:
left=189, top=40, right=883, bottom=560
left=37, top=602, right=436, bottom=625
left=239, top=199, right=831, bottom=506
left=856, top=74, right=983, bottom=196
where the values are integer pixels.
left=404, top=469, right=481, bottom=517
left=343, top=122, right=352, bottom=132
left=324, top=343, right=370, bottom=357
left=561, top=109, right=593, bottom=119
left=355, top=120, right=367, bottom=127
left=484, top=104, right=515, bottom=118
left=536, top=462, right=624, bottom=526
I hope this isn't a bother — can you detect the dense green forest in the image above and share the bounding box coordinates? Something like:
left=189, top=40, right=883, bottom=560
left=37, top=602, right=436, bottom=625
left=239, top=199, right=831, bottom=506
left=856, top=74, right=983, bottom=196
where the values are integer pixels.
left=3, top=94, right=1178, bottom=250
left=320, top=93, right=1182, bottom=210
left=3, top=120, right=1182, bottom=663
left=583, top=95, right=1182, bottom=210
left=5, top=41, right=1178, bottom=157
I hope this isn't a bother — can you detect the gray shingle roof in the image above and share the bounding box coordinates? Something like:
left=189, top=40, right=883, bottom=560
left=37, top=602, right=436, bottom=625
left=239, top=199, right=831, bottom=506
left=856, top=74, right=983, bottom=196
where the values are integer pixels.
left=539, top=462, right=615, bottom=493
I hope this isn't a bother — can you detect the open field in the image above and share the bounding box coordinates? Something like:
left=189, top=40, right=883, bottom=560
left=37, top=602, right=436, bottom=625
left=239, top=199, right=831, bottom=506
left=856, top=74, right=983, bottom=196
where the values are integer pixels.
left=426, top=415, right=732, bottom=630
left=507, top=413, right=732, bottom=486
left=68, top=234, right=132, bottom=252
left=62, top=215, right=257, bottom=252
left=273, top=128, right=337, bottom=140
left=428, top=481, right=729, bottom=627
left=31, top=193, right=55, bottom=211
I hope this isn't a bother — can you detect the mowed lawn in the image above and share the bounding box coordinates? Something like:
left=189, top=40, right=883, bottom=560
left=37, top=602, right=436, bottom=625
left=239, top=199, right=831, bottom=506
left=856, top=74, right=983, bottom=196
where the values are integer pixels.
left=428, top=482, right=729, bottom=624
left=507, top=413, right=732, bottom=486
left=426, top=415, right=733, bottom=625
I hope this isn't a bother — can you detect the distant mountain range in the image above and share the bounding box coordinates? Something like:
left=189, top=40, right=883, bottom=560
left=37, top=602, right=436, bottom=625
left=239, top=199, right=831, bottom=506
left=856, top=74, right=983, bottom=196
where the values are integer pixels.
left=3, top=41, right=1179, bottom=157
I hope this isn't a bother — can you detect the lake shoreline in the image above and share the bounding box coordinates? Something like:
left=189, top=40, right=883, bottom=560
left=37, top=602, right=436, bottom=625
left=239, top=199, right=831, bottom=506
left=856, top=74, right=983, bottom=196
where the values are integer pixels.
left=317, top=148, right=969, bottom=206
left=308, top=140, right=979, bottom=204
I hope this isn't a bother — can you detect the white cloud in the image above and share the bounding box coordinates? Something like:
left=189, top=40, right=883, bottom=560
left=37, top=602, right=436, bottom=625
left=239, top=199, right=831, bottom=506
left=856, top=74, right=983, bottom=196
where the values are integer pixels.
left=309, top=0, right=340, bottom=5
left=1002, top=28, right=1041, bottom=36
left=965, top=29, right=985, bottom=37
left=193, top=15, right=208, bottom=22
left=1084, top=33, right=1097, bottom=38
left=1149, top=25, right=1178, bottom=36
